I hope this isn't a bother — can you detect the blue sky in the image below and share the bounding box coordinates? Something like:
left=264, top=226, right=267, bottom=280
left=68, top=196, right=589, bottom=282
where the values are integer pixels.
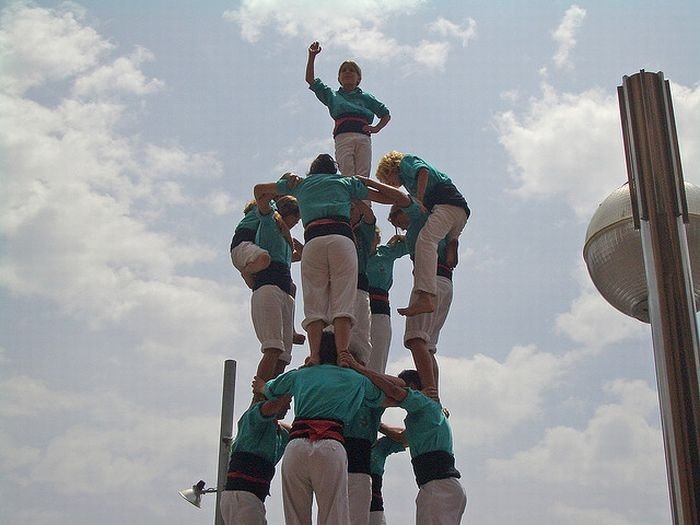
left=1, top=1, right=699, bottom=524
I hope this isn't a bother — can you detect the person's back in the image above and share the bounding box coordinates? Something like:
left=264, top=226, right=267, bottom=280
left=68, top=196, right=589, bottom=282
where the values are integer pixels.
left=268, top=363, right=382, bottom=426
left=279, top=170, right=367, bottom=227
left=261, top=333, right=385, bottom=525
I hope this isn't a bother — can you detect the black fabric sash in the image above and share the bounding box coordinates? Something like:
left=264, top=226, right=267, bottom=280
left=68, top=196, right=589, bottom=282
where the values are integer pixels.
left=344, top=437, right=372, bottom=474
left=411, top=450, right=461, bottom=487
left=253, top=261, right=293, bottom=295
left=224, top=451, right=275, bottom=501
left=230, top=227, right=256, bottom=251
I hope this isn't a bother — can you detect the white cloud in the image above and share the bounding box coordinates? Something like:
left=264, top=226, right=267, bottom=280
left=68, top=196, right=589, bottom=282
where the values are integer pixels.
left=555, top=264, right=648, bottom=351
left=205, top=191, right=237, bottom=216
left=552, top=5, right=586, bottom=69
left=487, top=379, right=667, bottom=511
left=550, top=503, right=664, bottom=525
left=671, top=80, right=700, bottom=183
left=223, top=0, right=468, bottom=70
left=438, top=345, right=571, bottom=446
left=429, top=17, right=477, bottom=47
left=73, top=46, right=164, bottom=98
left=411, top=39, right=451, bottom=70
left=0, top=430, right=41, bottom=472
left=495, top=79, right=700, bottom=221
left=0, top=2, right=246, bottom=367
left=0, top=372, right=219, bottom=497
left=496, top=83, right=624, bottom=220
left=0, top=2, right=112, bottom=95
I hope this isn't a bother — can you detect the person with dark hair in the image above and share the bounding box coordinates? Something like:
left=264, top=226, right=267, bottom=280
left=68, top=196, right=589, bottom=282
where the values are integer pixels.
left=369, top=435, right=406, bottom=525
left=339, top=354, right=467, bottom=525
left=348, top=199, right=376, bottom=366
left=366, top=226, right=408, bottom=373
left=248, top=192, right=303, bottom=382
left=220, top=394, right=292, bottom=525
left=344, top=402, right=384, bottom=525
left=254, top=157, right=409, bottom=366
left=253, top=332, right=388, bottom=525
left=387, top=200, right=456, bottom=402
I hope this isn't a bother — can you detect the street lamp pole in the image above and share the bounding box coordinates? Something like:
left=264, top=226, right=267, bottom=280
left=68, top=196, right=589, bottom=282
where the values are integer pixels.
left=214, top=359, right=236, bottom=525
left=617, top=70, right=700, bottom=525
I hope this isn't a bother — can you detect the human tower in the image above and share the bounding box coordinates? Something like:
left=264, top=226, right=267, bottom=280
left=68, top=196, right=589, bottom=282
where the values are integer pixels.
left=220, top=41, right=470, bottom=525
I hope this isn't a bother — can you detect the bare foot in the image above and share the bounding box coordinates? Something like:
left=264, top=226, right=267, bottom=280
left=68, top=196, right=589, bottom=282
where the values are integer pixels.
left=293, top=332, right=306, bottom=345
left=398, top=293, right=435, bottom=317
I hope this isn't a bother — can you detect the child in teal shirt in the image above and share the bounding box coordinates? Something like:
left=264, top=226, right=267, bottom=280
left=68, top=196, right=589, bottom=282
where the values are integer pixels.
left=306, top=41, right=391, bottom=178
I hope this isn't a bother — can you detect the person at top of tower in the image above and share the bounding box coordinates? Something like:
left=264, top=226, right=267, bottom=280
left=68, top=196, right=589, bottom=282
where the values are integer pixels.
left=305, top=41, right=391, bottom=178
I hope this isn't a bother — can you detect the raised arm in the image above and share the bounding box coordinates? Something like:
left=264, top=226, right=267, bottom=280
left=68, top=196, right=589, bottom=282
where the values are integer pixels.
left=354, top=199, right=376, bottom=224
left=255, top=189, right=275, bottom=215
left=260, top=393, right=292, bottom=417
left=254, top=182, right=280, bottom=211
left=359, top=176, right=411, bottom=207
left=305, top=41, right=321, bottom=86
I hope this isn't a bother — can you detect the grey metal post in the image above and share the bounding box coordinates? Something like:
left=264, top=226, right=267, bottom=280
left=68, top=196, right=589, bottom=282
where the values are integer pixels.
left=214, top=359, right=236, bottom=525
left=618, top=70, right=700, bottom=525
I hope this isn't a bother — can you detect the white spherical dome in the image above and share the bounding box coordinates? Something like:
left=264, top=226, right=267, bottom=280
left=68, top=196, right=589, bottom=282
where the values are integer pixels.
left=583, top=181, right=700, bottom=323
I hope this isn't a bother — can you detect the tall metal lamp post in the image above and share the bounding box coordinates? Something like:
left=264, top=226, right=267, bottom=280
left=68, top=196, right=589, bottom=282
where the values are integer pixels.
left=178, top=359, right=237, bottom=525
left=583, top=71, right=700, bottom=525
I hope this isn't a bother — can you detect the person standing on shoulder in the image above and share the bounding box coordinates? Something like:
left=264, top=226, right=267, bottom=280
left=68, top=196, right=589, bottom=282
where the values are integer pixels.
left=306, top=41, right=390, bottom=178
left=249, top=193, right=303, bottom=383
left=366, top=228, right=408, bottom=373
left=376, top=151, right=469, bottom=317
left=254, top=156, right=410, bottom=365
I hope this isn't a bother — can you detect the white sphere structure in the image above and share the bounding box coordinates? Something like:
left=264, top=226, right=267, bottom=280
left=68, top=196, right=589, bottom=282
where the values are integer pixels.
left=583, top=181, right=700, bottom=323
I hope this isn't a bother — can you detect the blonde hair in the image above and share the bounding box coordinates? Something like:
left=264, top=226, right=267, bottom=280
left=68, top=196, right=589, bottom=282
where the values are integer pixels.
left=375, top=150, right=404, bottom=186
left=338, top=60, right=362, bottom=82
left=243, top=199, right=257, bottom=215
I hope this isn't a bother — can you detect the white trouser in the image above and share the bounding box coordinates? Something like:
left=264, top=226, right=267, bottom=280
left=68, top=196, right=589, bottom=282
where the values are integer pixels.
left=368, top=313, right=391, bottom=373
left=412, top=205, right=467, bottom=295
left=349, top=290, right=371, bottom=365
left=335, top=132, right=372, bottom=178
left=404, top=276, right=453, bottom=352
left=220, top=490, right=267, bottom=525
left=348, top=472, right=372, bottom=525
left=251, top=284, right=294, bottom=362
left=369, top=510, right=387, bottom=525
left=415, top=477, right=467, bottom=525
left=301, top=235, right=358, bottom=329
left=231, top=241, right=269, bottom=272
left=281, top=438, right=351, bottom=525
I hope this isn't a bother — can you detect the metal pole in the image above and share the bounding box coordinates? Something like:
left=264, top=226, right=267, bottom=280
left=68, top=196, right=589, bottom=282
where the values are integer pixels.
left=214, top=359, right=236, bottom=525
left=618, top=70, right=700, bottom=525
